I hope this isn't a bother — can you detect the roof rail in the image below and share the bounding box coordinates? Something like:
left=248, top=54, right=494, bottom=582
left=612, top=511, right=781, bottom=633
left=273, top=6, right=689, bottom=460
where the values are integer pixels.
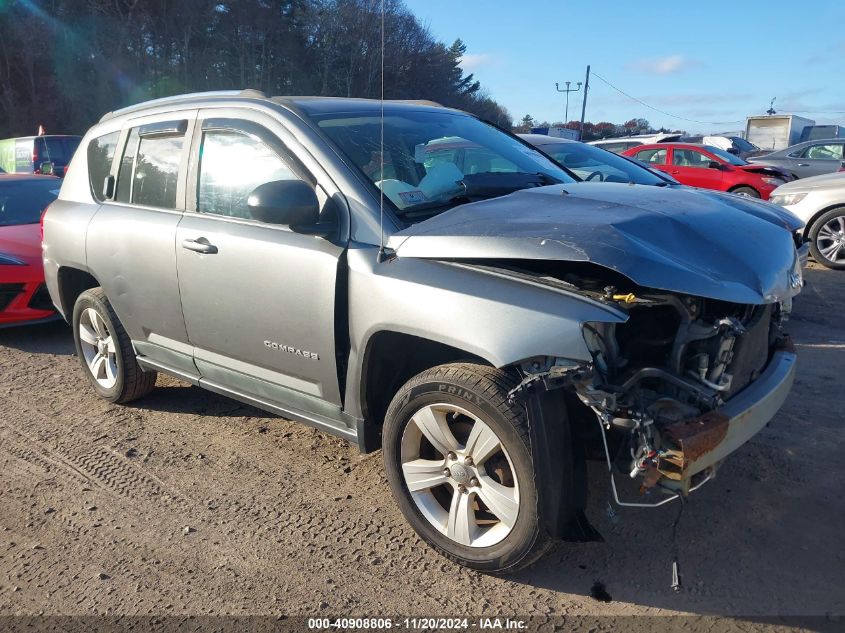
left=99, top=89, right=270, bottom=122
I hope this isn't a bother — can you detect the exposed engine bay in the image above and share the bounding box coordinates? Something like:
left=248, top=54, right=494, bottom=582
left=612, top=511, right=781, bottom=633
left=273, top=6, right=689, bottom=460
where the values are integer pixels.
left=505, top=261, right=798, bottom=500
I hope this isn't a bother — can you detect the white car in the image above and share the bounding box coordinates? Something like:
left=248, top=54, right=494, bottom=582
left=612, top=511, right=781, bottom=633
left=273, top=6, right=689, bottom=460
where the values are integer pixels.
left=588, top=133, right=682, bottom=154
left=770, top=172, right=845, bottom=269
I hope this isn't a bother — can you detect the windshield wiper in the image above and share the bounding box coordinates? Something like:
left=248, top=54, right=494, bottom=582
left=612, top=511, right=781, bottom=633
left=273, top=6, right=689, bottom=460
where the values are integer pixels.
left=394, top=194, right=470, bottom=218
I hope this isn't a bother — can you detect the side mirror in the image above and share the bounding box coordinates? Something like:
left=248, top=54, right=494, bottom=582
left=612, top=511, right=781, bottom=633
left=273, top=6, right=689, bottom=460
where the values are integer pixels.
left=247, top=180, right=333, bottom=235
left=708, top=161, right=723, bottom=170
left=39, top=161, right=54, bottom=175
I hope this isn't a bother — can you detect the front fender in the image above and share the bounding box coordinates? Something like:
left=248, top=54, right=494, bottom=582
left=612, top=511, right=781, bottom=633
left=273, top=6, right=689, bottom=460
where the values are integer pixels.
left=343, top=246, right=626, bottom=417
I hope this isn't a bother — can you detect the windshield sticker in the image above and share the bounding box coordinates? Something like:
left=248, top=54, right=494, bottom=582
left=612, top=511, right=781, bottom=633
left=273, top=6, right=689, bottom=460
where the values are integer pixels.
left=398, top=190, right=428, bottom=204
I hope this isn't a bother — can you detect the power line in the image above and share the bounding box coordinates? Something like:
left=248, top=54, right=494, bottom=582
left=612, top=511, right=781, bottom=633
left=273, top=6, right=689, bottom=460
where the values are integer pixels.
left=782, top=110, right=845, bottom=115
left=590, top=71, right=744, bottom=125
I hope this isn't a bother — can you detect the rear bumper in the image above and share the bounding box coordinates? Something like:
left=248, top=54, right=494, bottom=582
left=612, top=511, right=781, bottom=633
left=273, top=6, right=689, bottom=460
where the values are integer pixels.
left=658, top=348, right=796, bottom=490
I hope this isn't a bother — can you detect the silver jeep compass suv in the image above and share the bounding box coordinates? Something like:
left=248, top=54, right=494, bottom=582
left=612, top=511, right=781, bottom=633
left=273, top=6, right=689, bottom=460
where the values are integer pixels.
left=43, top=90, right=803, bottom=572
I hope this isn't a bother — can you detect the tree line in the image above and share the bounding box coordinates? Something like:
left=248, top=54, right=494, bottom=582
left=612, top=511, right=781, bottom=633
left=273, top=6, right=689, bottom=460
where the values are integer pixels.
left=0, top=0, right=512, bottom=139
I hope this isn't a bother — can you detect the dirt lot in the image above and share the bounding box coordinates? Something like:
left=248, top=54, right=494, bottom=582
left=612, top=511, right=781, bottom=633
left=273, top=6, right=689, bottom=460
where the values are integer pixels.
left=1, top=264, right=843, bottom=626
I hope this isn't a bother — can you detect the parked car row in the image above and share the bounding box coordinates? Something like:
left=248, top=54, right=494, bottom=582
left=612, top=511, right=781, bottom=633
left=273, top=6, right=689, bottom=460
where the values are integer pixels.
left=621, top=143, right=793, bottom=200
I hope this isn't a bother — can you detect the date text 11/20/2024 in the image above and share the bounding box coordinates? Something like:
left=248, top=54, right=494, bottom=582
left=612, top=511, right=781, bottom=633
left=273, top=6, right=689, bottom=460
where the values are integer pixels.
left=307, top=617, right=528, bottom=630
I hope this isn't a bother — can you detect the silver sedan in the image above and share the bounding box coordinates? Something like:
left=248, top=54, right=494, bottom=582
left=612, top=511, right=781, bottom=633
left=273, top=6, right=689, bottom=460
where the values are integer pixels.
left=770, top=172, right=845, bottom=269
left=748, top=138, right=845, bottom=179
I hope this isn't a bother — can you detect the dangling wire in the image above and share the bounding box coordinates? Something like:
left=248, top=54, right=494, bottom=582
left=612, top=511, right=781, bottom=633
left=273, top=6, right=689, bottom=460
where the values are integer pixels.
left=377, top=0, right=386, bottom=263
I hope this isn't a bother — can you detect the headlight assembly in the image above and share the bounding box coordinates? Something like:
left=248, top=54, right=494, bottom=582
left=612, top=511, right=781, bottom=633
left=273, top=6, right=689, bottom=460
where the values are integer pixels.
left=769, top=192, right=807, bottom=207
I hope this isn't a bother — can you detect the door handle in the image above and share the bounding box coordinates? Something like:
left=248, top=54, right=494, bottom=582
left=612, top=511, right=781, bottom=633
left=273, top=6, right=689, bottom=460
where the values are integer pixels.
left=797, top=163, right=809, bottom=167
left=671, top=170, right=681, bottom=174
left=181, top=238, right=218, bottom=254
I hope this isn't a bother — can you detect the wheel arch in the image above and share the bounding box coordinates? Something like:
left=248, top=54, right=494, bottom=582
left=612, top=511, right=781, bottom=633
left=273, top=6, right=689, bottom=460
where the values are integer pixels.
left=727, top=183, right=760, bottom=197
left=56, top=266, right=100, bottom=321
left=803, top=204, right=845, bottom=239
left=357, top=330, right=489, bottom=452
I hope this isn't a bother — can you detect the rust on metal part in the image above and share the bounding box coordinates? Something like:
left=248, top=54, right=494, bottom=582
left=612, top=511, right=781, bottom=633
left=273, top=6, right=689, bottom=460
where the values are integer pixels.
left=658, top=410, right=730, bottom=478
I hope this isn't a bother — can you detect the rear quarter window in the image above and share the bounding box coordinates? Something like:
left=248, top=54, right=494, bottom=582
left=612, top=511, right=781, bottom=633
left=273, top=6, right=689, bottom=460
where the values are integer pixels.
left=87, top=132, right=119, bottom=202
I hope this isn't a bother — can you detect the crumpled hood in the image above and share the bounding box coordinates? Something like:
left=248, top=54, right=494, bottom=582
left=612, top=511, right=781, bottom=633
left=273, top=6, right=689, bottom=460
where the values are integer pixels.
left=389, top=183, right=802, bottom=305
left=734, top=163, right=793, bottom=180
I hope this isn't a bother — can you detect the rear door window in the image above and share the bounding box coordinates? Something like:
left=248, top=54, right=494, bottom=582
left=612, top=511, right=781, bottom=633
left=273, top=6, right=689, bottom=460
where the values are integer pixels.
left=114, top=123, right=186, bottom=209
left=803, top=144, right=844, bottom=160
left=87, top=132, right=119, bottom=202
left=132, top=135, right=183, bottom=209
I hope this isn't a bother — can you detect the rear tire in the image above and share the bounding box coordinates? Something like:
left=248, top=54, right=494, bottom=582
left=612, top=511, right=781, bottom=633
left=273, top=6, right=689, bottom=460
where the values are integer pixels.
left=731, top=186, right=760, bottom=198
left=72, top=288, right=156, bottom=403
left=383, top=363, right=552, bottom=573
left=808, top=207, right=845, bottom=270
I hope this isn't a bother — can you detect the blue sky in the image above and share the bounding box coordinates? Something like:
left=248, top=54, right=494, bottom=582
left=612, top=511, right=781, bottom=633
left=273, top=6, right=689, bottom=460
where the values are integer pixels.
left=404, top=0, right=845, bottom=134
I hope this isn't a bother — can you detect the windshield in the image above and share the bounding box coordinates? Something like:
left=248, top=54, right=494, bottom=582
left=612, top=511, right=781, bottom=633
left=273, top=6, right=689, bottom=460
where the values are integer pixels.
left=705, top=145, right=746, bottom=165
left=538, top=141, right=668, bottom=186
left=313, top=110, right=576, bottom=220
left=0, top=179, right=60, bottom=226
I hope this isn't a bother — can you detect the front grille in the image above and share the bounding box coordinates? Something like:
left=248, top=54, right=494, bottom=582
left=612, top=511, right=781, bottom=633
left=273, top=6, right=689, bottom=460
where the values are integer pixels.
left=27, top=284, right=54, bottom=312
left=0, top=283, right=25, bottom=312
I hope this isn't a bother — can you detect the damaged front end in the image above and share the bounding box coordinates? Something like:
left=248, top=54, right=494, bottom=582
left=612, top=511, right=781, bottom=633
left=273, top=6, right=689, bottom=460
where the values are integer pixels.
left=513, top=269, right=799, bottom=504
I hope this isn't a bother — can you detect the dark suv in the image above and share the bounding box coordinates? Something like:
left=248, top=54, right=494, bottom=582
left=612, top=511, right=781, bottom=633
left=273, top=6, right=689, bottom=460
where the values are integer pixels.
left=0, top=135, right=82, bottom=177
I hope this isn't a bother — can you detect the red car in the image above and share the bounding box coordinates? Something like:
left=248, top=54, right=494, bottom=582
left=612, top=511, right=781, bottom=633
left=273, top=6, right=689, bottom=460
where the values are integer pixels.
left=0, top=174, right=61, bottom=327
left=622, top=143, right=793, bottom=200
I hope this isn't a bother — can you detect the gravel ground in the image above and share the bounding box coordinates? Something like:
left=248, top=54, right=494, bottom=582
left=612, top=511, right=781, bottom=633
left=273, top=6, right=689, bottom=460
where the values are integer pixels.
left=0, top=263, right=843, bottom=628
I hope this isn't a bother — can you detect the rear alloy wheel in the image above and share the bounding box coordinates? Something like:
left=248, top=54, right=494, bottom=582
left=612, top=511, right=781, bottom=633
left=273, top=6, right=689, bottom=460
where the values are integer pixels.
left=72, top=288, right=157, bottom=403
left=383, top=363, right=550, bottom=573
left=731, top=186, right=760, bottom=198
left=809, top=208, right=845, bottom=270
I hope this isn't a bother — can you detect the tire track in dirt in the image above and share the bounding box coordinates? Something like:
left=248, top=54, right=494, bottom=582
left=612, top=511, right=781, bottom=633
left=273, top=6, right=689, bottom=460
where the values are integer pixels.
left=0, top=389, right=481, bottom=614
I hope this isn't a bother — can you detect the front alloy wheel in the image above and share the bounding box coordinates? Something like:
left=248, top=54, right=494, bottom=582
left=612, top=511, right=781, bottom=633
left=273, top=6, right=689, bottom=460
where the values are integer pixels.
left=401, top=403, right=520, bottom=548
left=383, top=363, right=550, bottom=573
left=810, top=209, right=845, bottom=269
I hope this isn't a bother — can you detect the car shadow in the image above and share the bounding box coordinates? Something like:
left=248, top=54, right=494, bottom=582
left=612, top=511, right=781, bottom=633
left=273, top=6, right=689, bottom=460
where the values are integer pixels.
left=128, top=381, right=276, bottom=420
left=0, top=318, right=73, bottom=355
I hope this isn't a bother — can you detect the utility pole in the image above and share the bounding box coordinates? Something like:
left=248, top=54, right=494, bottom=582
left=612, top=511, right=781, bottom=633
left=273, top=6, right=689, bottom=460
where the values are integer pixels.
left=555, top=80, right=582, bottom=123
left=578, top=65, right=590, bottom=141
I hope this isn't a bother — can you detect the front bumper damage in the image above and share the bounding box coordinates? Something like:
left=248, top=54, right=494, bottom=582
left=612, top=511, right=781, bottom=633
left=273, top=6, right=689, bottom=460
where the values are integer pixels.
left=656, top=347, right=795, bottom=493
left=511, top=291, right=799, bottom=507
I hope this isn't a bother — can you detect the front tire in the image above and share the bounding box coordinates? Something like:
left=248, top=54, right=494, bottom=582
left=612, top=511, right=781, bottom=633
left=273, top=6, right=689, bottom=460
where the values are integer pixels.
left=72, top=288, right=156, bottom=403
left=383, top=363, right=551, bottom=573
left=808, top=207, right=845, bottom=270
